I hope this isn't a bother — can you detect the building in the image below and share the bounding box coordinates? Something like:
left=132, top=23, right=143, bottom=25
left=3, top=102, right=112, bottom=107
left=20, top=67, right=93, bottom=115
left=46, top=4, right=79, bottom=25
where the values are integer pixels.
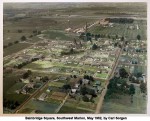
left=38, top=93, right=47, bottom=101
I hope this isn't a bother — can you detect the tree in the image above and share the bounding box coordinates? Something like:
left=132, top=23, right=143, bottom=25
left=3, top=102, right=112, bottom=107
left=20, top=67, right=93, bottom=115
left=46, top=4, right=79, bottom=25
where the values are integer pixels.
left=82, top=95, right=89, bottom=102
left=37, top=31, right=41, bottom=35
left=92, top=43, right=98, bottom=50
left=80, top=86, right=87, bottom=95
left=22, top=72, right=29, bottom=79
left=120, top=80, right=128, bottom=92
left=70, top=48, right=74, bottom=54
left=89, top=76, right=94, bottom=81
left=129, top=84, right=135, bottom=95
left=87, top=88, right=97, bottom=97
left=121, top=36, right=124, bottom=41
left=42, top=76, right=49, bottom=82
left=14, top=40, right=19, bottom=44
left=8, top=42, right=13, bottom=46
left=108, top=34, right=110, bottom=39
left=84, top=75, right=89, bottom=80
left=129, top=84, right=135, bottom=103
left=119, top=68, right=128, bottom=78
left=33, top=30, right=37, bottom=34
left=73, top=75, right=77, bottom=78
left=21, top=36, right=26, bottom=41
left=86, top=32, right=91, bottom=38
left=125, top=41, right=128, bottom=45
left=137, top=34, right=141, bottom=40
left=27, top=70, right=32, bottom=75
left=79, top=33, right=85, bottom=40
left=3, top=45, right=7, bottom=48
left=114, top=42, right=118, bottom=47
left=95, top=34, right=98, bottom=41
left=29, top=35, right=33, bottom=38
left=136, top=72, right=142, bottom=77
left=79, top=79, right=82, bottom=85
left=22, top=70, right=31, bottom=79
left=62, top=84, right=71, bottom=90
left=116, top=34, right=118, bottom=39
left=107, top=79, right=118, bottom=93
left=18, top=29, right=22, bottom=33
left=140, top=82, right=147, bottom=93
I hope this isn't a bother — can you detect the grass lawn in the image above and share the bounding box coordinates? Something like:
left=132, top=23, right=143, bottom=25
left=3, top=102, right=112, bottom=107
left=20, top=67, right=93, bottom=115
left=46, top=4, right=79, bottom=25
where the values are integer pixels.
left=48, top=81, right=64, bottom=88
left=24, top=60, right=54, bottom=69
left=95, top=73, right=108, bottom=79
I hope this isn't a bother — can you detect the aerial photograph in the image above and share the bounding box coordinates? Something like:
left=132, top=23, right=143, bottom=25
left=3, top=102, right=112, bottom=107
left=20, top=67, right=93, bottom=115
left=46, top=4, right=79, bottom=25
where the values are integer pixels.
left=3, top=2, right=147, bottom=114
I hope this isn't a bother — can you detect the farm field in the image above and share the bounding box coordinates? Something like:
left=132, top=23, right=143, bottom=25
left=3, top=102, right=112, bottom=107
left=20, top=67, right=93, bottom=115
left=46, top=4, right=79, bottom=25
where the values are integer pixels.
left=4, top=43, right=31, bottom=57
left=89, top=20, right=147, bottom=40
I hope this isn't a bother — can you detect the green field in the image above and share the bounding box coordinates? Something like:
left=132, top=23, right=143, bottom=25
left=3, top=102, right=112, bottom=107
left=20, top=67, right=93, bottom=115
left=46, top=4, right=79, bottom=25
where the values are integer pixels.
left=59, top=105, right=93, bottom=114
left=101, top=86, right=147, bottom=114
left=3, top=73, right=22, bottom=93
left=18, top=99, right=60, bottom=114
left=4, top=43, right=31, bottom=57
left=43, top=30, right=72, bottom=40
left=7, top=82, right=25, bottom=94
left=95, top=73, right=108, bottom=79
left=3, top=72, right=29, bottom=104
left=48, top=81, right=64, bottom=88
left=89, top=20, right=147, bottom=40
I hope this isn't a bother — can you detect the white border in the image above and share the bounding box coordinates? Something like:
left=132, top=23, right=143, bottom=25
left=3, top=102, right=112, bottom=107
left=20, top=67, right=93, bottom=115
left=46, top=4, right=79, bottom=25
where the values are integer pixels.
left=1, top=0, right=149, bottom=118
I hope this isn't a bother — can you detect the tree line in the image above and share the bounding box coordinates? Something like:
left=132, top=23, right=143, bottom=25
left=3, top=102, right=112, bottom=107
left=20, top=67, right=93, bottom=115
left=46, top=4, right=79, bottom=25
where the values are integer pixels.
left=105, top=18, right=134, bottom=24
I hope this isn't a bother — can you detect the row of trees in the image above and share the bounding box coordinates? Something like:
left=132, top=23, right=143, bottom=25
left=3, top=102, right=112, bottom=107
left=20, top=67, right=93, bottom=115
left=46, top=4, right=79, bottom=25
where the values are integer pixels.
left=79, top=32, right=107, bottom=41
left=3, top=40, right=19, bottom=49
left=3, top=98, right=20, bottom=110
left=105, top=18, right=134, bottom=24
left=22, top=70, right=32, bottom=79
left=4, top=29, right=42, bottom=49
left=105, top=77, right=135, bottom=103
left=3, top=35, right=26, bottom=49
left=14, top=57, right=40, bottom=69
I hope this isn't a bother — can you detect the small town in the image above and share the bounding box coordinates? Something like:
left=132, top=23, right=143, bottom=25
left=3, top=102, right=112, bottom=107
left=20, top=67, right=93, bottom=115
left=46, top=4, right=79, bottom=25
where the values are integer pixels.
left=3, top=2, right=147, bottom=114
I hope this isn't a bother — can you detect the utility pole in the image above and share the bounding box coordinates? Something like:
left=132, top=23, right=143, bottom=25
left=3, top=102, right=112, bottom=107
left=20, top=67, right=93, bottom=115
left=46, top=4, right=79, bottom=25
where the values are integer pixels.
left=85, top=22, right=88, bottom=41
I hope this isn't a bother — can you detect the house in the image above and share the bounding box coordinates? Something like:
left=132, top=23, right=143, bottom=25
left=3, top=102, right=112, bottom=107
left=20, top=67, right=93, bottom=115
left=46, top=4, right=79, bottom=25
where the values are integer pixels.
left=65, top=28, right=72, bottom=32
left=82, top=79, right=90, bottom=85
left=69, top=89, right=77, bottom=97
left=35, top=76, right=42, bottom=80
left=86, top=94, right=93, bottom=101
left=95, top=81, right=101, bottom=86
left=74, top=83, right=80, bottom=89
left=71, top=89, right=77, bottom=93
left=38, top=93, right=47, bottom=101
left=131, top=58, right=138, bottom=64
left=46, top=87, right=52, bottom=93
left=59, top=76, right=67, bottom=81
left=26, top=83, right=34, bottom=88
left=21, top=83, right=34, bottom=94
